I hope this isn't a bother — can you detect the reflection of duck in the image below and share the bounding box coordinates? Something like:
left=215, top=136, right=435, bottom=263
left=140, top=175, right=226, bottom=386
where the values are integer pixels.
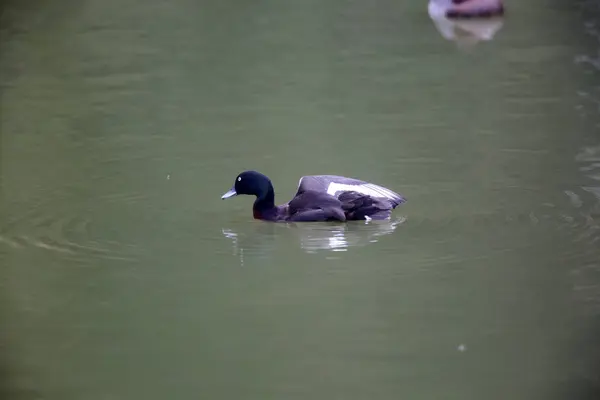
left=222, top=223, right=280, bottom=267
left=292, top=218, right=406, bottom=253
left=221, top=171, right=405, bottom=222
left=428, top=1, right=504, bottom=46
left=222, top=217, right=406, bottom=262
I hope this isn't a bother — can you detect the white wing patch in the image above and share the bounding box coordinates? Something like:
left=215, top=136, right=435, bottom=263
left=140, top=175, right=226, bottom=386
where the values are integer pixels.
left=326, top=182, right=398, bottom=200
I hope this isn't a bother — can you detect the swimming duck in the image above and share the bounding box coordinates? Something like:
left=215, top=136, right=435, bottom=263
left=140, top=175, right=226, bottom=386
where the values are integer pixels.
left=428, top=0, right=504, bottom=19
left=429, top=10, right=504, bottom=46
left=221, top=171, right=405, bottom=222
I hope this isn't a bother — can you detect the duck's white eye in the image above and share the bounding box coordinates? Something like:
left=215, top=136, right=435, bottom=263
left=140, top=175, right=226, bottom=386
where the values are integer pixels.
left=237, top=177, right=242, bottom=182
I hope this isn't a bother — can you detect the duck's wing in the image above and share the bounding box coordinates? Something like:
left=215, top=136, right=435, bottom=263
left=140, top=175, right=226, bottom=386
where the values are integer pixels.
left=287, top=208, right=346, bottom=222
left=295, top=175, right=405, bottom=209
left=287, top=190, right=341, bottom=212
left=337, top=191, right=396, bottom=221
left=285, top=190, right=346, bottom=222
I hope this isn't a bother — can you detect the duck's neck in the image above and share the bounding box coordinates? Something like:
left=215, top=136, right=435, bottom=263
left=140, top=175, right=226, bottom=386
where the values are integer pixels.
left=253, top=184, right=276, bottom=219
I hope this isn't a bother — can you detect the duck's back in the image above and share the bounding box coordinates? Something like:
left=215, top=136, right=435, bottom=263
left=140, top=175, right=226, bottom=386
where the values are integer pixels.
left=295, top=175, right=405, bottom=209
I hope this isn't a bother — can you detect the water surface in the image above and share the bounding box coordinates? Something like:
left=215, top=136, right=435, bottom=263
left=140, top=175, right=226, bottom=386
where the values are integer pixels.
left=1, top=0, right=600, bottom=399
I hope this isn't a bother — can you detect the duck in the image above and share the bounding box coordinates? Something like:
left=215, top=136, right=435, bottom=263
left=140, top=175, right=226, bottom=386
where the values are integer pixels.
left=428, top=0, right=505, bottom=19
left=221, top=170, right=405, bottom=222
left=429, top=10, right=505, bottom=46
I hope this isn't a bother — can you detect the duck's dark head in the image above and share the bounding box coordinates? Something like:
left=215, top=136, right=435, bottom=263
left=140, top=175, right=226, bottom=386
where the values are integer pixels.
left=221, top=170, right=274, bottom=201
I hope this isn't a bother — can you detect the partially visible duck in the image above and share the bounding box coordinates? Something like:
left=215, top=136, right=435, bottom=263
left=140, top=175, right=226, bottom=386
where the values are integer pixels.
left=429, top=8, right=504, bottom=46
left=428, top=0, right=505, bottom=19
left=221, top=171, right=405, bottom=222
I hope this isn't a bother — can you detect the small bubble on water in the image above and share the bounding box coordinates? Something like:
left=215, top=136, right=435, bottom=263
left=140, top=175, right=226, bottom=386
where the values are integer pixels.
left=457, top=344, right=467, bottom=352
left=167, top=174, right=171, bottom=180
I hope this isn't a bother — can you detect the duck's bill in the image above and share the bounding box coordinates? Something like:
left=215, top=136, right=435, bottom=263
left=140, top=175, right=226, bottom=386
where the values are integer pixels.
left=221, top=188, right=237, bottom=199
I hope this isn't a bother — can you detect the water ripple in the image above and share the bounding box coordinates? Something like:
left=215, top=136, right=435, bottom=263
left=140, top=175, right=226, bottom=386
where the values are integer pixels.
left=0, top=204, right=140, bottom=262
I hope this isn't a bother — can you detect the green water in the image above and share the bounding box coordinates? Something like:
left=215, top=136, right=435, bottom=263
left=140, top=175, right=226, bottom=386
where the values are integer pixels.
left=1, top=0, right=600, bottom=399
